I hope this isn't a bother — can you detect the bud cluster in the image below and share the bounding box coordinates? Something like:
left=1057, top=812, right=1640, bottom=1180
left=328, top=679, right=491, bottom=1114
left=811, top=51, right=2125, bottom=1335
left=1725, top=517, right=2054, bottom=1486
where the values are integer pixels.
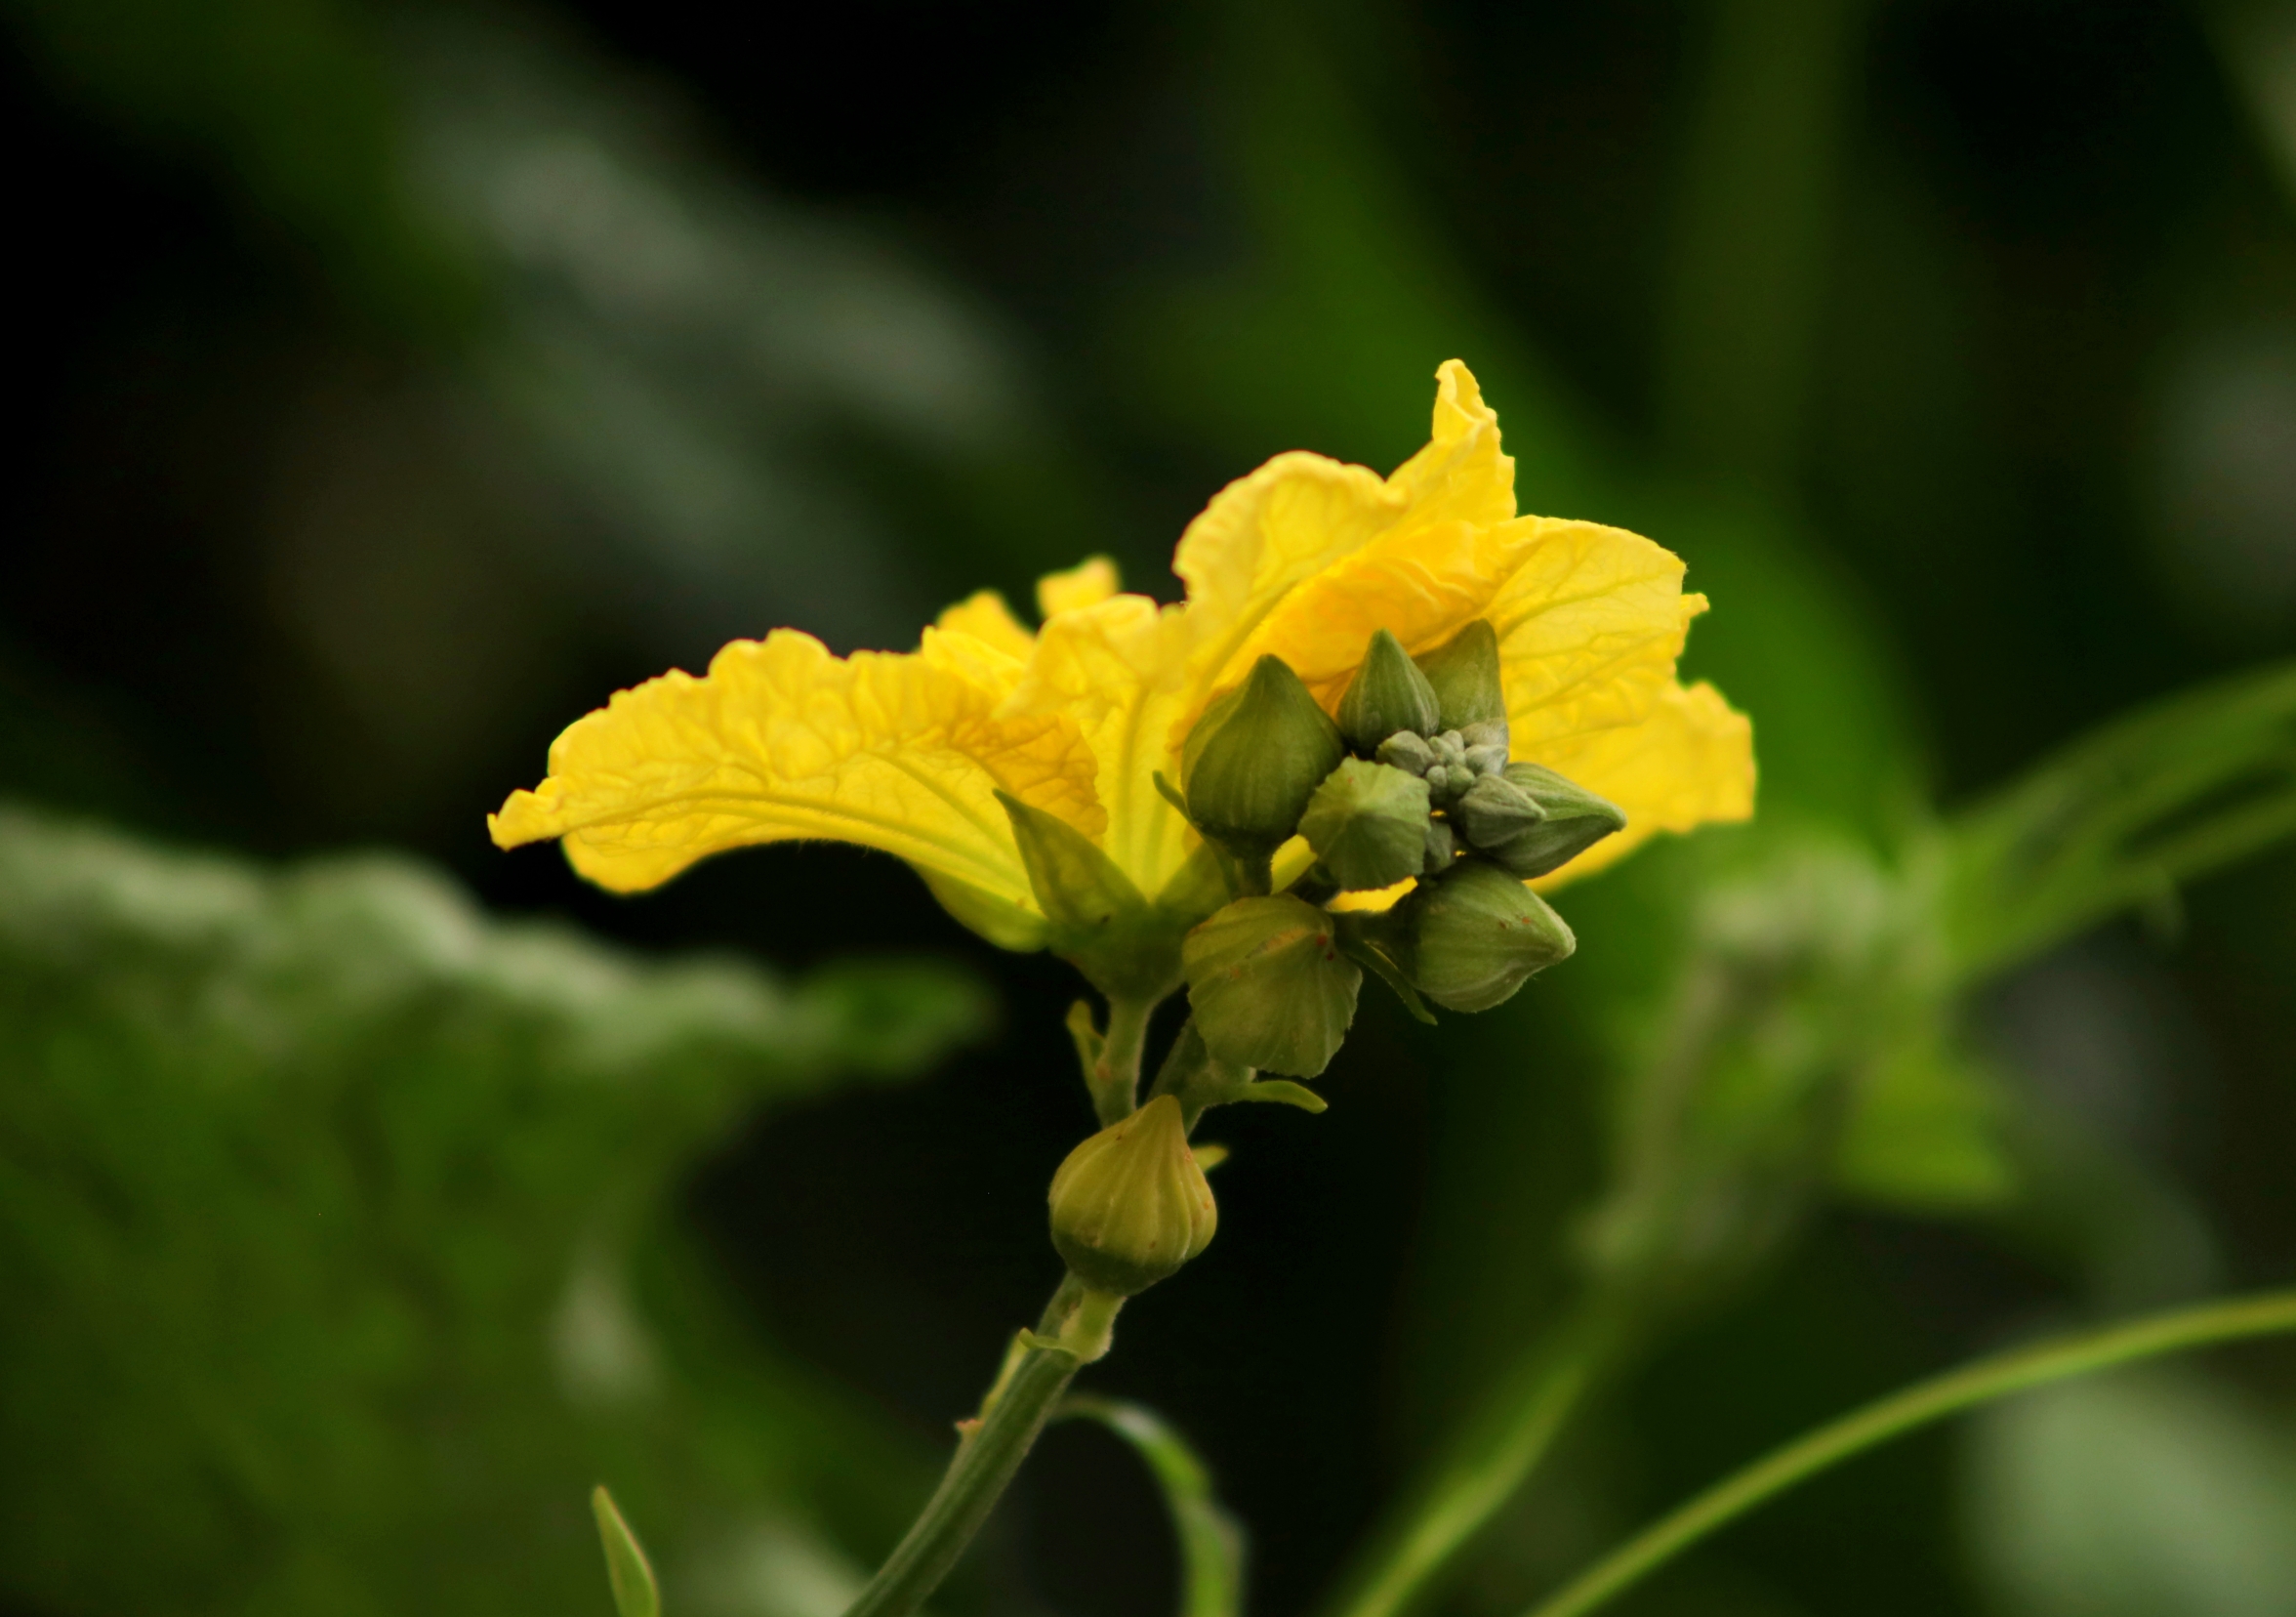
left=1170, top=619, right=1630, bottom=1074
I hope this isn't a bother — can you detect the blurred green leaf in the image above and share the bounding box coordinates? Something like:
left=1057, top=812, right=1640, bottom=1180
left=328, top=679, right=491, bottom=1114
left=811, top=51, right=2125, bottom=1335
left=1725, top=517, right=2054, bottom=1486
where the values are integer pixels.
left=0, top=803, right=989, bottom=1617
left=594, top=1486, right=664, bottom=1617
left=1942, top=660, right=2296, bottom=979
left=1831, top=1040, right=2015, bottom=1214
left=1060, top=1396, right=1245, bottom=1617
left=1962, top=1366, right=2296, bottom=1617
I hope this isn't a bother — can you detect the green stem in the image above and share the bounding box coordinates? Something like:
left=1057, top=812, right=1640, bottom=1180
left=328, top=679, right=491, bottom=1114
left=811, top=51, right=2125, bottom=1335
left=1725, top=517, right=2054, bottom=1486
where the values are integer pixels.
left=1090, top=996, right=1155, bottom=1126
left=1322, top=1298, right=1621, bottom=1617
left=840, top=1282, right=1117, bottom=1617
left=1523, top=1287, right=2296, bottom=1617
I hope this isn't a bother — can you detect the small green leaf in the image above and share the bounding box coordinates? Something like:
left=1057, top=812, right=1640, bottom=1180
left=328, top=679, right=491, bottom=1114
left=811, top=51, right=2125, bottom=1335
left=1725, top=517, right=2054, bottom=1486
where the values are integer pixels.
left=592, top=1486, right=662, bottom=1617
left=1234, top=1079, right=1330, bottom=1114
left=1060, top=1397, right=1245, bottom=1617
left=1943, top=660, right=2296, bottom=978
left=1065, top=999, right=1106, bottom=1077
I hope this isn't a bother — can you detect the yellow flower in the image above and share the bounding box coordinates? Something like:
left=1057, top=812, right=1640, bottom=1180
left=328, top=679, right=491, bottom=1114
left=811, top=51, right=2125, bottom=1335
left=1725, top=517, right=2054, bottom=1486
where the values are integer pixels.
left=490, top=361, right=1753, bottom=943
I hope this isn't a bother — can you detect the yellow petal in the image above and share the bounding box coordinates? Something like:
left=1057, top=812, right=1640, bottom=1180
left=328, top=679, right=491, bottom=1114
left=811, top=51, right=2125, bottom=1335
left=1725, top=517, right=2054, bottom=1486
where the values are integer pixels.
left=489, top=629, right=1101, bottom=901
left=1528, top=681, right=1755, bottom=889
left=1036, top=556, right=1122, bottom=619
left=1381, top=358, right=1518, bottom=532
left=935, top=590, right=1036, bottom=662
left=1170, top=359, right=1521, bottom=726
left=1492, top=522, right=1708, bottom=754
left=1003, top=592, right=1201, bottom=893
left=1171, top=449, right=1399, bottom=704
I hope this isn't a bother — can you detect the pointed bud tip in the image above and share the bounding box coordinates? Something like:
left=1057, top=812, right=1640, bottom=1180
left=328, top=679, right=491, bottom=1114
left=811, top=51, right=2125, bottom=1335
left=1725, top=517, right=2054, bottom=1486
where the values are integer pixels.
left=1414, top=619, right=1507, bottom=733
left=1337, top=629, right=1442, bottom=755
left=1485, top=764, right=1629, bottom=879
left=1183, top=656, right=1346, bottom=855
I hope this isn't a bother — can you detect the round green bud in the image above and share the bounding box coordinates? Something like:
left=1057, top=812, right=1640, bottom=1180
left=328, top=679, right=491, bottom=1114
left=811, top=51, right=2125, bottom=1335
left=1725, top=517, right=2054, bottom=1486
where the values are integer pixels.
left=1451, top=771, right=1547, bottom=851
left=1412, top=619, right=1507, bottom=733
left=1182, top=894, right=1362, bottom=1076
left=1481, top=763, right=1630, bottom=880
left=1337, top=629, right=1442, bottom=756
left=1389, top=857, right=1576, bottom=1011
left=1048, top=1095, right=1217, bottom=1296
left=1298, top=760, right=1433, bottom=891
left=1182, top=655, right=1346, bottom=856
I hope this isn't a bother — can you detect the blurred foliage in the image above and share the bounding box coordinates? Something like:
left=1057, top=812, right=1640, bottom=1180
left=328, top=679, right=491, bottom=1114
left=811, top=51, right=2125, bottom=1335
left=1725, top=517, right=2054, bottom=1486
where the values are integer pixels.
left=0, top=804, right=988, bottom=1616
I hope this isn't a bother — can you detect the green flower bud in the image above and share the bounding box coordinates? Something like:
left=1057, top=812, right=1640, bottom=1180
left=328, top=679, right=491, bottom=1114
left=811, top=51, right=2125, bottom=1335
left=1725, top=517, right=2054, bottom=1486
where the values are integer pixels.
left=1337, top=629, right=1441, bottom=755
left=1298, top=760, right=1432, bottom=891
left=1375, top=730, right=1437, bottom=774
left=1182, top=655, right=1346, bottom=857
left=1048, top=1095, right=1216, bottom=1296
left=1422, top=815, right=1456, bottom=874
left=1182, top=894, right=1362, bottom=1076
left=1482, top=763, right=1630, bottom=879
left=1462, top=742, right=1510, bottom=775
left=1388, top=857, right=1576, bottom=1011
left=1451, top=771, right=1547, bottom=851
left=1413, top=619, right=1507, bottom=734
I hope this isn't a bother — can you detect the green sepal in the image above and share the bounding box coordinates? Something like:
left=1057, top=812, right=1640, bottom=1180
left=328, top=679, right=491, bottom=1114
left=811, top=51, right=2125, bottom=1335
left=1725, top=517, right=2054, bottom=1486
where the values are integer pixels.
left=1451, top=772, right=1547, bottom=852
left=1157, top=838, right=1238, bottom=930
left=999, top=792, right=1179, bottom=1001
left=1413, top=618, right=1507, bottom=733
left=592, top=1486, right=662, bottom=1617
left=1337, top=629, right=1442, bottom=755
left=1181, top=895, right=1362, bottom=1077
left=920, top=867, right=1052, bottom=953
left=1234, top=1078, right=1330, bottom=1113
left=1066, top=999, right=1105, bottom=1076
left=1482, top=763, right=1629, bottom=879
left=1335, top=919, right=1439, bottom=1024
left=1298, top=760, right=1433, bottom=891
left=1153, top=769, right=1193, bottom=820
left=1182, top=655, right=1346, bottom=857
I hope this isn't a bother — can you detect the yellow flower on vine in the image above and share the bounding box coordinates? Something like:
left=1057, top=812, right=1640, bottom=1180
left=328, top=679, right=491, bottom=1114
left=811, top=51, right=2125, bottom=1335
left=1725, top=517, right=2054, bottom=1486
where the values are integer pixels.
left=490, top=360, right=1753, bottom=947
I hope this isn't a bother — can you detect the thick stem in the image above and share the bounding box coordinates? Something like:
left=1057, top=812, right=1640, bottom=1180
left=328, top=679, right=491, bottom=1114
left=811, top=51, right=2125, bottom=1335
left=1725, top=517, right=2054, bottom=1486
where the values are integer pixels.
left=840, top=1282, right=1117, bottom=1617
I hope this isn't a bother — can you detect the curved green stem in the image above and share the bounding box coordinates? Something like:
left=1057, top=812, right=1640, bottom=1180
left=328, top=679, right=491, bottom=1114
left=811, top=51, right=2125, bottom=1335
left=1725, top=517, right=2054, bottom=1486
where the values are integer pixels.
left=1523, top=1287, right=2296, bottom=1617
left=1323, top=1298, right=1621, bottom=1617
left=840, top=1281, right=1118, bottom=1617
